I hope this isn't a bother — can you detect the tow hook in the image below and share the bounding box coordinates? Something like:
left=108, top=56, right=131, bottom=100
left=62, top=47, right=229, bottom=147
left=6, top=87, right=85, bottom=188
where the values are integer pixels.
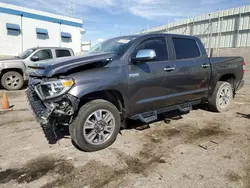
left=40, top=105, right=56, bottom=125
left=40, top=102, right=74, bottom=123
left=54, top=108, right=74, bottom=116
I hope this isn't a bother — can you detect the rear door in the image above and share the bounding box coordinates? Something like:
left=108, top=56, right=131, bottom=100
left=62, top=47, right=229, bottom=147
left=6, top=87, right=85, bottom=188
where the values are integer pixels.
left=128, top=37, right=175, bottom=115
left=169, top=37, right=211, bottom=103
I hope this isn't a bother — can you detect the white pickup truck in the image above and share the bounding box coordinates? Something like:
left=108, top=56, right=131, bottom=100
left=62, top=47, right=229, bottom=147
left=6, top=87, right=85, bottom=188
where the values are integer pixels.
left=0, top=47, right=74, bottom=90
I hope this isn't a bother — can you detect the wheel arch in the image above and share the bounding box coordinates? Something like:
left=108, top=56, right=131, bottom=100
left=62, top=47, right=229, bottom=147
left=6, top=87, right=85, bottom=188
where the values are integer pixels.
left=0, top=68, right=24, bottom=78
left=79, top=89, right=126, bottom=118
left=218, top=74, right=236, bottom=88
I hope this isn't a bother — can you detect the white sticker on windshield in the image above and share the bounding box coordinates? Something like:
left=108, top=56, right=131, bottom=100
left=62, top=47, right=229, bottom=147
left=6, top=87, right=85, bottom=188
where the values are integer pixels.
left=117, top=39, right=130, bottom=43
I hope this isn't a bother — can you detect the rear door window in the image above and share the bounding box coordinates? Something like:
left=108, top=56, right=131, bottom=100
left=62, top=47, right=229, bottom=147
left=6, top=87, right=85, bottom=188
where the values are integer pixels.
left=172, top=38, right=200, bottom=60
left=56, top=49, right=71, bottom=58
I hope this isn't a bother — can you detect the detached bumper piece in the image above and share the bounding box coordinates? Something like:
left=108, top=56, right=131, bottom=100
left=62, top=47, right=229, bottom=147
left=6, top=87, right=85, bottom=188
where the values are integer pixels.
left=26, top=88, right=57, bottom=144
left=26, top=87, right=79, bottom=144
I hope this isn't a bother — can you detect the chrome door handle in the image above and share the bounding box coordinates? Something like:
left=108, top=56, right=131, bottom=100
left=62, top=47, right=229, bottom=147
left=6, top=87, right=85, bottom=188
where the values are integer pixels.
left=164, top=67, right=175, bottom=71
left=201, top=64, right=210, bottom=68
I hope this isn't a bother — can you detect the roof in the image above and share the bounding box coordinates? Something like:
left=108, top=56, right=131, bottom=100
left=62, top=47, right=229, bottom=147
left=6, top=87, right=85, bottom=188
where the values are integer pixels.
left=0, top=2, right=83, bottom=28
left=33, top=47, right=73, bottom=50
left=119, top=33, right=199, bottom=40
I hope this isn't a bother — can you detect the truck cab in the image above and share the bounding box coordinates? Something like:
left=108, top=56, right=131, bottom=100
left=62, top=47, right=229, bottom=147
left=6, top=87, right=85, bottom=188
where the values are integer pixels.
left=126, top=34, right=211, bottom=115
left=22, top=47, right=74, bottom=67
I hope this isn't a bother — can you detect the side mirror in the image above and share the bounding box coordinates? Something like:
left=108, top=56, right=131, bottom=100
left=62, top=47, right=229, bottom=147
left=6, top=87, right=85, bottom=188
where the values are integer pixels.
left=31, top=55, right=39, bottom=62
left=132, top=49, right=156, bottom=63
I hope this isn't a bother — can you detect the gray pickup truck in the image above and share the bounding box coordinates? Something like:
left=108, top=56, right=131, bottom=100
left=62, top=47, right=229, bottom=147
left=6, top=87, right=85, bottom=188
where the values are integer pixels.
left=27, top=33, right=245, bottom=152
left=0, top=47, right=74, bottom=90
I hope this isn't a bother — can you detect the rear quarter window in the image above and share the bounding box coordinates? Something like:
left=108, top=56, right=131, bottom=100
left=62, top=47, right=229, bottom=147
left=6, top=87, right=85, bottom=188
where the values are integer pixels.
left=56, top=49, right=71, bottom=58
left=172, top=37, right=200, bottom=60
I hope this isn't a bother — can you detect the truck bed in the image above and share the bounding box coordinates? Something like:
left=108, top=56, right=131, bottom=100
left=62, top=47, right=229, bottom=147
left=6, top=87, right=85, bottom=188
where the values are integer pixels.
left=209, top=56, right=244, bottom=91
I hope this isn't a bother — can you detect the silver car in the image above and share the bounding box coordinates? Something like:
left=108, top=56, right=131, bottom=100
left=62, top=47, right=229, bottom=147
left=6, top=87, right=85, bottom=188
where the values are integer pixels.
left=0, top=47, right=74, bottom=90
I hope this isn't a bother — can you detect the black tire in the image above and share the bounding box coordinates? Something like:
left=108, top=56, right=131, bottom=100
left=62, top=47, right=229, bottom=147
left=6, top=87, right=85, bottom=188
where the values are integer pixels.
left=1, top=71, right=24, bottom=90
left=69, top=99, right=121, bottom=152
left=208, top=81, right=233, bottom=112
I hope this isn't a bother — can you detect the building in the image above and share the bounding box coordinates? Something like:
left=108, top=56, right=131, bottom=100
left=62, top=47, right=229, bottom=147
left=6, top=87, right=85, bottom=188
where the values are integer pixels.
left=141, top=5, right=250, bottom=56
left=0, top=2, right=84, bottom=56
left=141, top=5, right=250, bottom=84
left=81, top=41, right=92, bottom=53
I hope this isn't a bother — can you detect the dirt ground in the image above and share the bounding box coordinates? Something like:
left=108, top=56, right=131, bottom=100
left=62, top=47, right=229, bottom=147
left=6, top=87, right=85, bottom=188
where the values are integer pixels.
left=0, top=84, right=250, bottom=188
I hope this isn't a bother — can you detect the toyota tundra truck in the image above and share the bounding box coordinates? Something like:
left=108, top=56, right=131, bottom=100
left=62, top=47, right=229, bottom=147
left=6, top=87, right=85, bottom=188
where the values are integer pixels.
left=27, top=33, right=245, bottom=152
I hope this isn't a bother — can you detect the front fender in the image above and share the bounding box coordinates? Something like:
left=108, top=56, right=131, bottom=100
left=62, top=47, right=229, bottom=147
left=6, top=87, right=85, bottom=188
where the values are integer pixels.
left=68, top=66, right=129, bottom=113
left=0, top=61, right=26, bottom=78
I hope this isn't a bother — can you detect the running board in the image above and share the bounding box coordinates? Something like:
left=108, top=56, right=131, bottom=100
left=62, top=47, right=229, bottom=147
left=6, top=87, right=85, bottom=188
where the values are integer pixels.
left=177, top=102, right=192, bottom=113
left=130, top=100, right=199, bottom=123
left=138, top=111, right=158, bottom=123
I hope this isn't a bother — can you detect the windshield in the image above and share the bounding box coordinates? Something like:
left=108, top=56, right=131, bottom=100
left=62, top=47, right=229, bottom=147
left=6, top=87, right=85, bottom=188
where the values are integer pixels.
left=19, top=48, right=36, bottom=59
left=88, top=36, right=137, bottom=56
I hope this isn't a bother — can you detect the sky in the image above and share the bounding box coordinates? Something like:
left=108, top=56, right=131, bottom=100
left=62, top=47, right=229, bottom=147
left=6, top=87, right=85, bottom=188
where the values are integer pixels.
left=1, top=0, right=250, bottom=44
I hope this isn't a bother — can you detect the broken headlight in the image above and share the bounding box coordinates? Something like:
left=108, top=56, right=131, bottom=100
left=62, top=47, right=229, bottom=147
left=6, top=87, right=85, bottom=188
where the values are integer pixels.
left=35, top=78, right=74, bottom=99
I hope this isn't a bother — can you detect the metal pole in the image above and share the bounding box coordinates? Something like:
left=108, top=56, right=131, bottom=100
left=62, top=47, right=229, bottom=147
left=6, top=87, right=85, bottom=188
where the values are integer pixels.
left=191, top=18, right=195, bottom=36
left=207, top=15, right=210, bottom=42
left=165, top=21, right=168, bottom=33
left=182, top=17, right=189, bottom=35
left=236, top=11, right=241, bottom=47
left=21, top=14, right=23, bottom=53
left=208, top=14, right=212, bottom=57
left=216, top=9, right=221, bottom=57
left=59, top=23, right=61, bottom=47
left=217, top=17, right=223, bottom=57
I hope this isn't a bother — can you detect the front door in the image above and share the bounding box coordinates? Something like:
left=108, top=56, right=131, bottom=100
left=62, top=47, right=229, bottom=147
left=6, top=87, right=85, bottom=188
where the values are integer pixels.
left=26, top=49, right=53, bottom=67
left=128, top=37, right=174, bottom=115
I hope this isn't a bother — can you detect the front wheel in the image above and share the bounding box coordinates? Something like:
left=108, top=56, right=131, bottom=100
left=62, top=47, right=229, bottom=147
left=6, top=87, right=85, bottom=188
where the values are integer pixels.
left=69, top=99, right=121, bottom=152
left=208, top=81, right=233, bottom=112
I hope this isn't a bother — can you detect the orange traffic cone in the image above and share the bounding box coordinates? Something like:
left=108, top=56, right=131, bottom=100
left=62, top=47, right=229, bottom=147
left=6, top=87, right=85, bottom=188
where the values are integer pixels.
left=1, top=93, right=10, bottom=110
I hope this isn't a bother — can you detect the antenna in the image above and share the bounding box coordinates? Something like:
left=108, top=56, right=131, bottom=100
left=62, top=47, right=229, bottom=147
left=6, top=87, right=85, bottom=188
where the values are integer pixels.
left=65, top=0, right=76, bottom=16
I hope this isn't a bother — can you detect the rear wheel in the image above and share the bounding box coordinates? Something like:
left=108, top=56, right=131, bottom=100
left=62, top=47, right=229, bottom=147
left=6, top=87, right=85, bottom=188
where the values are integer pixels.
left=1, top=71, right=24, bottom=90
left=69, top=99, right=121, bottom=152
left=208, top=81, right=233, bottom=112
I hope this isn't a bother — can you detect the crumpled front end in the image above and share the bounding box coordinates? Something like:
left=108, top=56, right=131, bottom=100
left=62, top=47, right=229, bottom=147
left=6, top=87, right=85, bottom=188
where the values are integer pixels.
left=27, top=77, right=79, bottom=144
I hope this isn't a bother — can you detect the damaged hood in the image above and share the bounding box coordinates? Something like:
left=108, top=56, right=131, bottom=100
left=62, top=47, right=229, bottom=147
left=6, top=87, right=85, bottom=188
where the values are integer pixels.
left=27, top=52, right=116, bottom=77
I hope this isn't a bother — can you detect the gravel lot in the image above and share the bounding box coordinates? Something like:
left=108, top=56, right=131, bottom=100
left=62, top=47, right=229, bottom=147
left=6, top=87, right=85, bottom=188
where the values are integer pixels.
left=0, top=84, right=249, bottom=188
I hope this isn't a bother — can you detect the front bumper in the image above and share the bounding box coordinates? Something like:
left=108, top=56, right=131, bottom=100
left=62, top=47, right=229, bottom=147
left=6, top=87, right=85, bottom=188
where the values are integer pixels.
left=27, top=82, right=80, bottom=143
left=27, top=86, right=80, bottom=123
